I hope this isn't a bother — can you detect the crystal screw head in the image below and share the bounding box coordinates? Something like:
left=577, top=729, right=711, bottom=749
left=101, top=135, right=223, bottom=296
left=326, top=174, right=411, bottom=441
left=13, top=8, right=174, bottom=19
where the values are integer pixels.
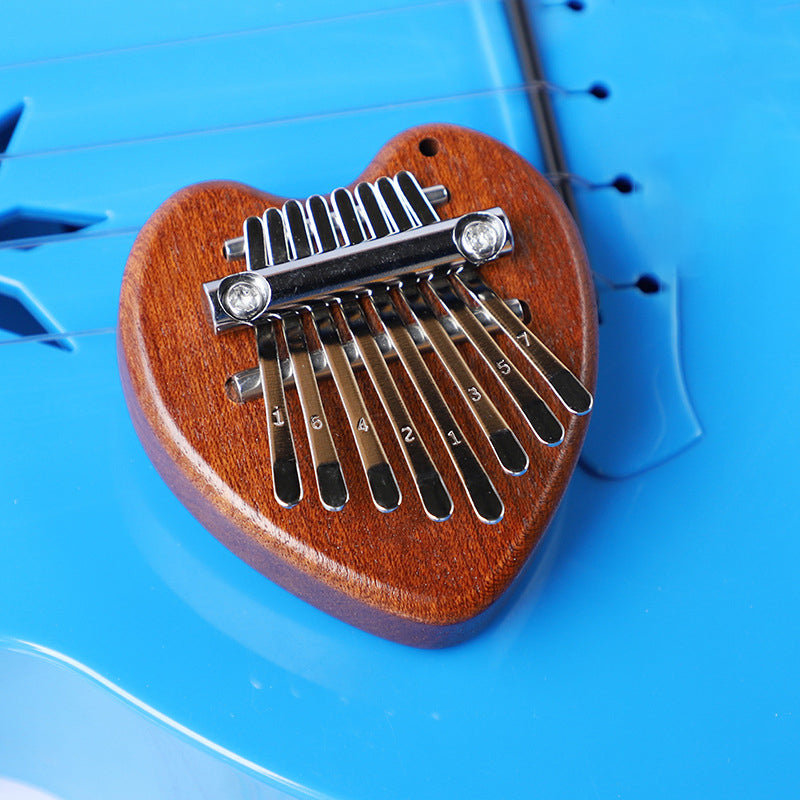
left=455, top=213, right=507, bottom=264
left=219, top=273, right=271, bottom=321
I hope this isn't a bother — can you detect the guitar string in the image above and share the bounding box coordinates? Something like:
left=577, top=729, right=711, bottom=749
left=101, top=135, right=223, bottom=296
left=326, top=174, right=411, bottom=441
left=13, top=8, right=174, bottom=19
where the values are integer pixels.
left=0, top=226, right=139, bottom=251
left=0, top=80, right=593, bottom=164
left=0, top=326, right=115, bottom=346
left=0, top=0, right=468, bottom=73
left=0, top=3, right=608, bottom=346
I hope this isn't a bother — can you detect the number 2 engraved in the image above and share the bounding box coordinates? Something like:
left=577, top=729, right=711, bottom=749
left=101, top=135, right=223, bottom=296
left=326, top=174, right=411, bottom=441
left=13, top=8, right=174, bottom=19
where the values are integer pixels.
left=271, top=406, right=285, bottom=426
left=400, top=425, right=416, bottom=443
left=310, top=414, right=324, bottom=430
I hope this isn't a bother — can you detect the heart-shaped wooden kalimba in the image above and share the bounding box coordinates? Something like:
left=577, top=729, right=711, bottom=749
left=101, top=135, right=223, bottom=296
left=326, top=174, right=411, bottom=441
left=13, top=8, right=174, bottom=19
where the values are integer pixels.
left=118, top=124, right=597, bottom=647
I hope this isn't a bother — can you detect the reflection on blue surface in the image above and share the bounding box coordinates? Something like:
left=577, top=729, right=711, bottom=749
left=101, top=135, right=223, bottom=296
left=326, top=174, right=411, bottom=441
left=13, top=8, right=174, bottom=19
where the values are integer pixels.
left=582, top=273, right=702, bottom=477
left=1, top=1, right=798, bottom=798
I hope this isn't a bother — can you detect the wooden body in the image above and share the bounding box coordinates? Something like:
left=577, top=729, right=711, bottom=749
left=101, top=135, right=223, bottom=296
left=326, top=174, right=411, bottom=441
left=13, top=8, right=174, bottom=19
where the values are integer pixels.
left=117, top=124, right=597, bottom=647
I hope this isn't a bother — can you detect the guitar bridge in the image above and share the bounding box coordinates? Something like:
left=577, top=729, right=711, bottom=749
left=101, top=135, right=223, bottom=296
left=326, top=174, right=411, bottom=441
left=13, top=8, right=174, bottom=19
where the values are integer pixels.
left=202, top=171, right=592, bottom=523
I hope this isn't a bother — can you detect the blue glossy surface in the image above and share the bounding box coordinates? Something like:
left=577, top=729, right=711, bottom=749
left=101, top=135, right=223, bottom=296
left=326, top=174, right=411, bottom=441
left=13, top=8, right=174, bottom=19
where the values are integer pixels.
left=1, top=2, right=798, bottom=798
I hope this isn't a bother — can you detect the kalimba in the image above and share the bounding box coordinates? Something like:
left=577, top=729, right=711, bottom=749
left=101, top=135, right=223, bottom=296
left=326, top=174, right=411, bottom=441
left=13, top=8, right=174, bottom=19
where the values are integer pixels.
left=118, top=124, right=598, bottom=646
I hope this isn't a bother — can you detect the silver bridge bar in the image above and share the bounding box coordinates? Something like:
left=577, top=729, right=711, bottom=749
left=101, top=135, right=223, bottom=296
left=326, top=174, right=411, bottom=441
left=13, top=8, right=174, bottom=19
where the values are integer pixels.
left=203, top=207, right=513, bottom=334
left=224, top=298, right=524, bottom=403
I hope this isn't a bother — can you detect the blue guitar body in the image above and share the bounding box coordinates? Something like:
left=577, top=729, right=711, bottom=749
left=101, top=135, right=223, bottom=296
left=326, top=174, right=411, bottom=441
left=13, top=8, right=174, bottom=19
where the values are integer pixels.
left=1, top=1, right=798, bottom=798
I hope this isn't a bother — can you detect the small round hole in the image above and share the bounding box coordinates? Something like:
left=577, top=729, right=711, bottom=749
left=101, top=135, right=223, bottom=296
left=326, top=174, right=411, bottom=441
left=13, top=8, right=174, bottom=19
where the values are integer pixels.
left=419, top=138, right=439, bottom=157
left=566, top=0, right=585, bottom=10
left=636, top=274, right=660, bottom=294
left=588, top=82, right=610, bottom=100
left=612, top=175, right=634, bottom=194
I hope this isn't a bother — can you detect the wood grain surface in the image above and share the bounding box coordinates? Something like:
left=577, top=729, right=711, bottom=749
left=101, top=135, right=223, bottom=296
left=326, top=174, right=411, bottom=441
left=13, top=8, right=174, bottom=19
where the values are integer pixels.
left=117, top=124, right=598, bottom=647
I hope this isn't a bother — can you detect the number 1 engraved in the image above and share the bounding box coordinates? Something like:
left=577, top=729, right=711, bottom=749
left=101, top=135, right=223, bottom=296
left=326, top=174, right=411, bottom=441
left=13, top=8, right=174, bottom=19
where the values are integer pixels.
left=447, top=430, right=462, bottom=446
left=271, top=406, right=285, bottom=426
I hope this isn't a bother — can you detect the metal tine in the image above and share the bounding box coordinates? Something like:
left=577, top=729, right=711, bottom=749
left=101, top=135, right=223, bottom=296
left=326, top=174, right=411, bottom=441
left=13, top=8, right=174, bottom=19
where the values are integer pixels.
left=283, top=199, right=313, bottom=260
left=222, top=298, right=527, bottom=405
left=282, top=312, right=347, bottom=511
left=394, top=171, right=439, bottom=226
left=453, top=271, right=593, bottom=416
left=244, top=213, right=302, bottom=508
left=392, top=173, right=557, bottom=446
left=392, top=175, right=538, bottom=459
left=264, top=207, right=290, bottom=265
left=306, top=194, right=401, bottom=513
left=396, top=282, right=529, bottom=475
left=276, top=202, right=348, bottom=511
left=314, top=303, right=401, bottom=513
left=338, top=298, right=452, bottom=521
left=424, top=276, right=565, bottom=446
left=306, top=194, right=339, bottom=253
left=396, top=170, right=536, bottom=455
left=331, top=187, right=367, bottom=246
left=223, top=182, right=450, bottom=261
left=369, top=289, right=504, bottom=524
left=330, top=186, right=451, bottom=519
left=375, top=176, right=416, bottom=232
left=355, top=182, right=395, bottom=239
left=359, top=178, right=496, bottom=522
left=353, top=177, right=503, bottom=520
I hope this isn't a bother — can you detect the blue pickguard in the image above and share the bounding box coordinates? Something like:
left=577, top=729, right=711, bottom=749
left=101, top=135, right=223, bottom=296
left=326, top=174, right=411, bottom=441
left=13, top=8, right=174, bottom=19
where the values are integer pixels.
left=1, top=1, right=798, bottom=798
